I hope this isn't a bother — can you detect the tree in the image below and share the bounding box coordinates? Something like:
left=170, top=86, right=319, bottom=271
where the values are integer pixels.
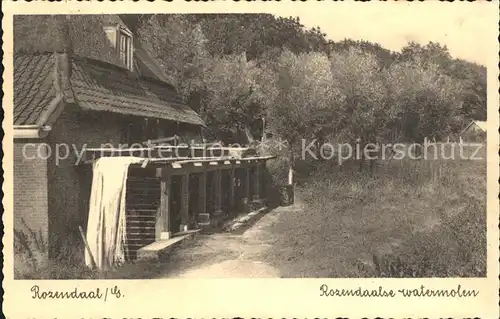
left=395, top=41, right=486, bottom=130
left=201, top=53, right=275, bottom=143
left=386, top=58, right=464, bottom=142
left=329, top=39, right=396, bottom=68
left=447, top=59, right=487, bottom=123
left=327, top=48, right=391, bottom=171
left=190, top=14, right=332, bottom=60
left=136, top=15, right=209, bottom=98
left=396, top=41, right=453, bottom=70
left=136, top=14, right=484, bottom=154
left=265, top=50, right=337, bottom=180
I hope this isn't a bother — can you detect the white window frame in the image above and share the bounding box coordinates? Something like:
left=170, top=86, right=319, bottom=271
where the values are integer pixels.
left=104, top=25, right=134, bottom=71
left=118, top=27, right=134, bottom=71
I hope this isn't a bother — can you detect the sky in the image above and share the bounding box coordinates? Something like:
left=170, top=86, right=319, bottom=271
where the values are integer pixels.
left=275, top=1, right=496, bottom=66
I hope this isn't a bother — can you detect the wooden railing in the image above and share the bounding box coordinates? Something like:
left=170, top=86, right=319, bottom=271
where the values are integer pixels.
left=83, top=141, right=259, bottom=164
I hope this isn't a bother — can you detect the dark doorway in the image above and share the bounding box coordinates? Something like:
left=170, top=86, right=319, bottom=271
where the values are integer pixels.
left=189, top=174, right=199, bottom=229
left=234, top=168, right=246, bottom=213
left=170, top=175, right=182, bottom=233
left=206, top=171, right=215, bottom=214
left=221, top=170, right=231, bottom=215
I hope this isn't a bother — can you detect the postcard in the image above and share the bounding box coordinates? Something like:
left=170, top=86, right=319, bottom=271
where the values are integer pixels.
left=3, top=0, right=499, bottom=318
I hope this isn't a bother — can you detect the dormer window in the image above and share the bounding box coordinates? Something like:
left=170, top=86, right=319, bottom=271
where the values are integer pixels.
left=118, top=30, right=133, bottom=70
left=104, top=25, right=134, bottom=71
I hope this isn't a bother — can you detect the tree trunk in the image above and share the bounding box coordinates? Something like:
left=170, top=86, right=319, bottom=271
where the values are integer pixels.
left=358, top=141, right=365, bottom=172
left=359, top=153, right=364, bottom=172
left=369, top=158, right=375, bottom=174
left=288, top=147, right=295, bottom=204
left=243, top=125, right=255, bottom=145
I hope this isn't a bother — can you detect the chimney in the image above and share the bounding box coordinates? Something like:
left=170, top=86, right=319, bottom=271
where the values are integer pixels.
left=58, top=16, right=74, bottom=103
left=57, top=52, right=74, bottom=103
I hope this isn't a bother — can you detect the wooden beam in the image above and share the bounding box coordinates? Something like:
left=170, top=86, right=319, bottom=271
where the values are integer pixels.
left=252, top=163, right=261, bottom=202
left=243, top=167, right=250, bottom=212
left=180, top=173, right=190, bottom=232
left=198, top=172, right=207, bottom=214
left=229, top=168, right=235, bottom=211
left=213, top=170, right=222, bottom=216
left=197, top=171, right=209, bottom=226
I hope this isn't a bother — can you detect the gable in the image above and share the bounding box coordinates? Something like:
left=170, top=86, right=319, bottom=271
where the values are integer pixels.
left=474, top=121, right=487, bottom=131
left=461, top=120, right=487, bottom=135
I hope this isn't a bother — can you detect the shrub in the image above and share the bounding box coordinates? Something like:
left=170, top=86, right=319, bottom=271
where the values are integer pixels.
left=14, top=220, right=99, bottom=279
left=14, top=219, right=49, bottom=278
left=368, top=198, right=486, bottom=277
left=265, top=154, right=289, bottom=186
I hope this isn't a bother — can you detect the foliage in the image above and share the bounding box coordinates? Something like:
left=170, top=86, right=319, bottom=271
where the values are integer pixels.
left=14, top=220, right=100, bottom=279
left=136, top=15, right=209, bottom=98
left=133, top=14, right=485, bottom=149
left=189, top=14, right=330, bottom=59
left=201, top=54, right=275, bottom=142
left=328, top=48, right=389, bottom=143
left=396, top=42, right=487, bottom=124
left=266, top=50, right=337, bottom=147
left=386, top=58, right=465, bottom=142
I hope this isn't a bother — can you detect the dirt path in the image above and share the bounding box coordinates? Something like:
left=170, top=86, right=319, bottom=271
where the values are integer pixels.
left=156, top=203, right=303, bottom=278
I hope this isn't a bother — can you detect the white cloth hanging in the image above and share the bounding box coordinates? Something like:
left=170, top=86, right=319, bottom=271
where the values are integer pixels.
left=85, top=157, right=143, bottom=270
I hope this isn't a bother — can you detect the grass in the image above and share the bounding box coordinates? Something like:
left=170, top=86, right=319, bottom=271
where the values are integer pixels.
left=263, top=155, right=487, bottom=277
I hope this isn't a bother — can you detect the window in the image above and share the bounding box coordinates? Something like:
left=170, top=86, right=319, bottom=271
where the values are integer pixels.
left=104, top=25, right=134, bottom=71
left=121, top=118, right=159, bottom=146
left=118, top=30, right=133, bottom=71
left=144, top=118, right=158, bottom=141
left=122, top=119, right=144, bottom=146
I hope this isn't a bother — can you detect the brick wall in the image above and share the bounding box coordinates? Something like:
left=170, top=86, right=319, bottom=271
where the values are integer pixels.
left=14, top=141, right=50, bottom=256
left=46, top=104, right=126, bottom=259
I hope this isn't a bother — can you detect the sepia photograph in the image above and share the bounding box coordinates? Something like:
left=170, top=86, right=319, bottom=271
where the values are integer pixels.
left=3, top=1, right=499, bottom=317
left=11, top=10, right=490, bottom=281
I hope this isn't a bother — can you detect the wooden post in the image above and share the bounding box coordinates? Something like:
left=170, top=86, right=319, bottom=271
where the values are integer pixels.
left=79, top=226, right=97, bottom=270
left=243, top=167, right=250, bottom=212
left=156, top=171, right=171, bottom=240
left=180, top=173, right=190, bottom=232
left=252, top=163, right=261, bottom=202
left=213, top=169, right=222, bottom=216
left=229, top=168, right=235, bottom=212
left=197, top=171, right=209, bottom=226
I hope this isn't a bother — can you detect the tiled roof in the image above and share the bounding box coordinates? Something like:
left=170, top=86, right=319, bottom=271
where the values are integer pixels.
left=70, top=58, right=205, bottom=126
left=461, top=120, right=487, bottom=134
left=473, top=121, right=487, bottom=131
left=133, top=40, right=177, bottom=85
left=14, top=14, right=205, bottom=127
left=14, top=15, right=125, bottom=68
left=15, top=15, right=175, bottom=84
left=14, top=53, right=60, bottom=125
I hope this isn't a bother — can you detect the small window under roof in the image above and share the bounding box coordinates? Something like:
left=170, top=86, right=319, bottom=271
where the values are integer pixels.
left=104, top=25, right=134, bottom=71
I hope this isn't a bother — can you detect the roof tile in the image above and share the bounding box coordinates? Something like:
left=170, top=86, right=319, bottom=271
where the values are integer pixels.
left=14, top=53, right=59, bottom=125
left=70, top=58, right=205, bottom=126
